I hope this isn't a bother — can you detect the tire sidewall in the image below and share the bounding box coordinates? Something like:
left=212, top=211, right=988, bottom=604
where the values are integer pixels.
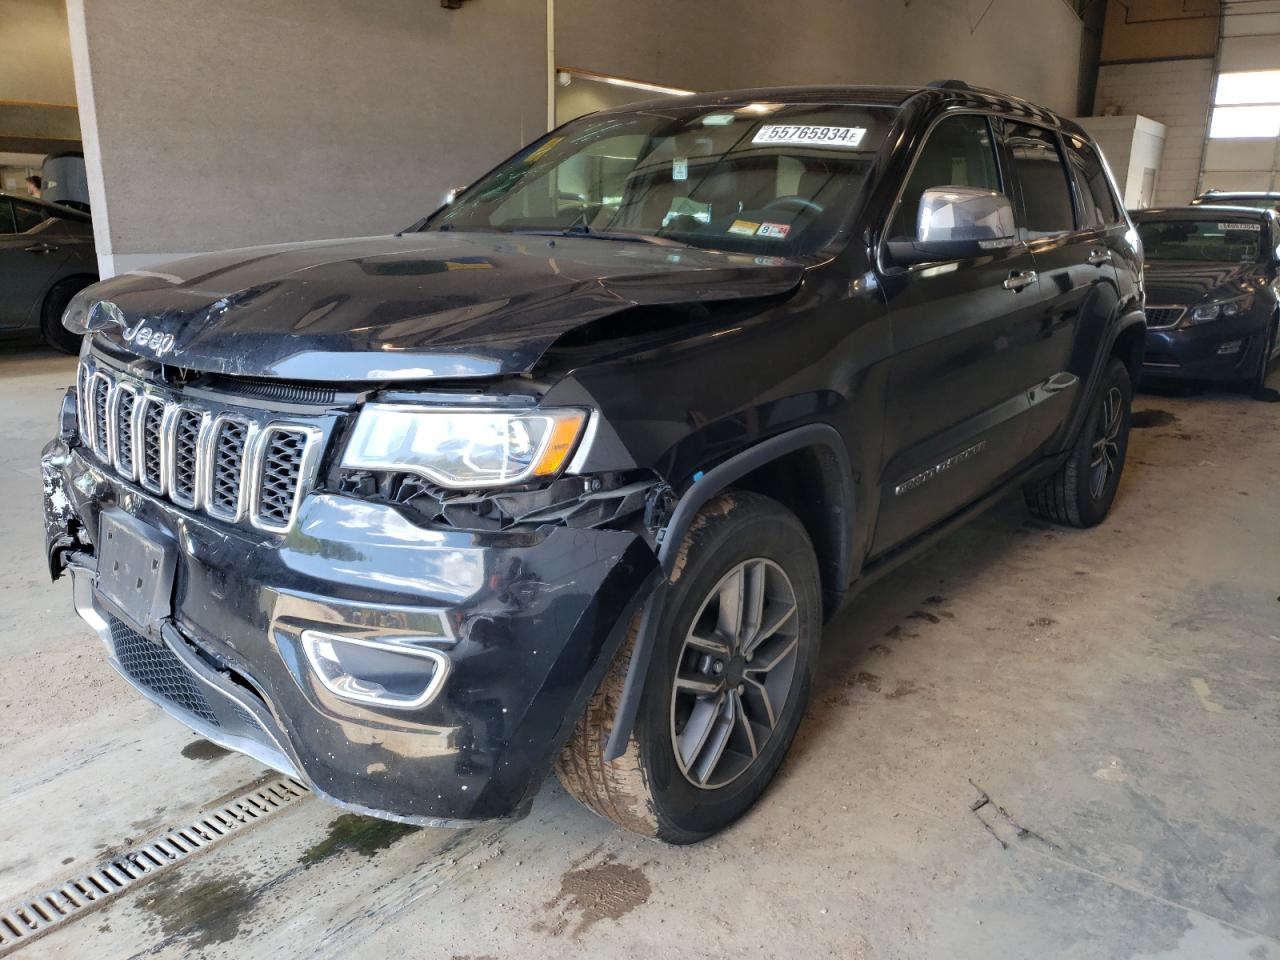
left=1072, top=358, right=1132, bottom=526
left=634, top=494, right=820, bottom=842
left=41, top=279, right=88, bottom=354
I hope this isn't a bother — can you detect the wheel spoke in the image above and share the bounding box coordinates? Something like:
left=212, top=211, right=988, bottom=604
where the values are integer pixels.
left=744, top=599, right=797, bottom=659
left=730, top=690, right=759, bottom=759
left=692, top=697, right=735, bottom=784
left=674, top=673, right=721, bottom=697
left=740, top=561, right=766, bottom=652
left=741, top=676, right=776, bottom=729
left=715, top=566, right=745, bottom=646
left=676, top=692, right=725, bottom=772
left=744, top=634, right=798, bottom=675
left=684, top=629, right=731, bottom=659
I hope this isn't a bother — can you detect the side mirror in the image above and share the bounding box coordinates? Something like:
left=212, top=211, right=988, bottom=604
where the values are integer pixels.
left=887, top=186, right=1018, bottom=266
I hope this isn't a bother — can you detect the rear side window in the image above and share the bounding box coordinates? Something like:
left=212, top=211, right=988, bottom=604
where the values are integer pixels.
left=0, top=200, right=15, bottom=235
left=890, top=113, right=1002, bottom=239
left=1065, top=135, right=1121, bottom=228
left=1005, top=122, right=1076, bottom=237
left=13, top=202, right=47, bottom=232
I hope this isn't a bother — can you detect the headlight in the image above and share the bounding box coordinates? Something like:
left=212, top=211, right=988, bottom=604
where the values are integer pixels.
left=341, top=405, right=587, bottom=489
left=1186, top=295, right=1253, bottom=326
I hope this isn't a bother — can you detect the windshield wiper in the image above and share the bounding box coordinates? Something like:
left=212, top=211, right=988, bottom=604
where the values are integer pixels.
left=511, top=224, right=682, bottom=246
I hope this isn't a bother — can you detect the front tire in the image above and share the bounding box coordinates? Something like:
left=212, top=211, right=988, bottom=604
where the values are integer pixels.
left=556, top=491, right=820, bottom=843
left=1024, top=357, right=1132, bottom=528
left=1250, top=315, right=1278, bottom=400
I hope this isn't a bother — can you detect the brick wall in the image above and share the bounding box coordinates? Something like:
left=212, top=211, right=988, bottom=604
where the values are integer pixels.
left=1094, top=59, right=1215, bottom=205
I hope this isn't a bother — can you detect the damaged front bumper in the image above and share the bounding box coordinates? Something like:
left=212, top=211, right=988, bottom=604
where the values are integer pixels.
left=42, top=434, right=656, bottom=826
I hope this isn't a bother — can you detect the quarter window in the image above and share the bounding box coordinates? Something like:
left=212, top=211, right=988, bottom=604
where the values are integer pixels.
left=1065, top=135, right=1121, bottom=229
left=0, top=200, right=15, bottom=235
left=890, top=114, right=1001, bottom=240
left=1006, top=122, right=1076, bottom=237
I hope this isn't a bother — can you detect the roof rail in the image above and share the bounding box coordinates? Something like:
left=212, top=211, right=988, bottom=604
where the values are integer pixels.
left=927, top=79, right=974, bottom=91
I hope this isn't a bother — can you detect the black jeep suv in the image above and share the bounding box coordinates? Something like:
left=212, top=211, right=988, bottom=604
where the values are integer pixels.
left=42, top=82, right=1144, bottom=843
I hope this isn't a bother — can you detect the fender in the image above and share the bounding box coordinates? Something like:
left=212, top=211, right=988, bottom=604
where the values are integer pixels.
left=602, top=423, right=854, bottom=762
left=1056, top=306, right=1146, bottom=455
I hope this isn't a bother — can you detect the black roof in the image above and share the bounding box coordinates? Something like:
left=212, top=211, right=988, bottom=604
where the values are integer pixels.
left=593, top=80, right=1066, bottom=128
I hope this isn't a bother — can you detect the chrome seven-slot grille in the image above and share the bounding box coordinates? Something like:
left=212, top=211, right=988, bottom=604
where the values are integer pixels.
left=76, top=360, right=321, bottom=532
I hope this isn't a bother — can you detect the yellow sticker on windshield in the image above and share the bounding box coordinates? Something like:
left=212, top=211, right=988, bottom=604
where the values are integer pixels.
left=729, top=219, right=760, bottom=236
left=524, top=137, right=563, bottom=165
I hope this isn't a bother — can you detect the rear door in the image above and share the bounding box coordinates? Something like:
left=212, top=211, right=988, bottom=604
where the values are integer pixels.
left=1002, top=123, right=1118, bottom=454
left=873, top=112, right=1060, bottom=554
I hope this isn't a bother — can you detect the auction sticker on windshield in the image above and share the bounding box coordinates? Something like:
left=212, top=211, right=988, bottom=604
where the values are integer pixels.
left=752, top=124, right=867, bottom=148
left=1218, top=222, right=1260, bottom=231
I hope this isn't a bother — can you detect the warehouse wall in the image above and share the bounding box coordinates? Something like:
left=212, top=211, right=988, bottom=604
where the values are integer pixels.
left=555, top=0, right=1088, bottom=116
left=66, top=0, right=547, bottom=276
left=1093, top=60, right=1214, bottom=206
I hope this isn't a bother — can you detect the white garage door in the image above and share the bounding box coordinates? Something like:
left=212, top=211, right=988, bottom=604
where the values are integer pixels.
left=1201, top=0, right=1280, bottom=192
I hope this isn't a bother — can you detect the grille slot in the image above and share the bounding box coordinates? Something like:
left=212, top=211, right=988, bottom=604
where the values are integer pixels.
left=78, top=362, right=318, bottom=532
left=108, top=616, right=219, bottom=724
left=254, top=428, right=308, bottom=529
left=91, top=374, right=111, bottom=456
left=209, top=419, right=249, bottom=518
left=114, top=388, right=138, bottom=478
left=169, top=408, right=204, bottom=507
left=139, top=397, right=166, bottom=492
left=1145, top=306, right=1185, bottom=329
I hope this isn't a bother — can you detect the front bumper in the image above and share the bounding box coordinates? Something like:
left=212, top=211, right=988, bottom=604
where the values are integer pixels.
left=42, top=438, right=655, bottom=826
left=1142, top=313, right=1269, bottom=381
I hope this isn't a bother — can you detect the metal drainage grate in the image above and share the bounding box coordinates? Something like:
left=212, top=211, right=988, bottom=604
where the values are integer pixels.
left=0, top=775, right=309, bottom=955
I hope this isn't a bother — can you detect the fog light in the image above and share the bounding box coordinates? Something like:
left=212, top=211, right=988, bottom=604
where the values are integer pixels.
left=1218, top=340, right=1243, bottom=355
left=301, top=630, right=450, bottom=710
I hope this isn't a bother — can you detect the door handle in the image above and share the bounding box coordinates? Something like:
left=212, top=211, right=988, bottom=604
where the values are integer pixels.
left=24, top=242, right=59, bottom=254
left=1003, top=270, right=1038, bottom=292
left=1088, top=248, right=1112, bottom=266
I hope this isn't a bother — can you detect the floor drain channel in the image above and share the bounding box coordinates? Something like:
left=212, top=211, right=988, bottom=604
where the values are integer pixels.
left=0, top=775, right=309, bottom=955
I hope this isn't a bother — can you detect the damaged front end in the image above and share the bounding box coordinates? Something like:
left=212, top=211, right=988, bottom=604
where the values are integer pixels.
left=42, top=351, right=665, bottom=826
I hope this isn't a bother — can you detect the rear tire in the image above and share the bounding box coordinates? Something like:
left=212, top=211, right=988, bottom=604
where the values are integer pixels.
left=40, top=277, right=92, bottom=354
left=556, top=491, right=821, bottom=844
left=1024, top=357, right=1132, bottom=528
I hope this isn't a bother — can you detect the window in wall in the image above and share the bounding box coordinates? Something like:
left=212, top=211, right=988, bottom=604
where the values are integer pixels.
left=1005, top=122, right=1076, bottom=237
left=1210, top=70, right=1280, bottom=139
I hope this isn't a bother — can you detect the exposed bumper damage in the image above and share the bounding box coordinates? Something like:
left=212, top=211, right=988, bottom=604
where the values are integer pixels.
left=42, top=437, right=657, bottom=825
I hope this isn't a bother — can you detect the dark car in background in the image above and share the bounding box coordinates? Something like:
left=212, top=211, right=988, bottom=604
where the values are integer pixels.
left=1133, top=206, right=1279, bottom=394
left=1190, top=190, right=1280, bottom=214
left=0, top=191, right=97, bottom=353
left=42, top=82, right=1145, bottom=842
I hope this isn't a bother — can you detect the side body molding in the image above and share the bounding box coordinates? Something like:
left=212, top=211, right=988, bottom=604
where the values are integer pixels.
left=603, top=423, right=855, bottom=762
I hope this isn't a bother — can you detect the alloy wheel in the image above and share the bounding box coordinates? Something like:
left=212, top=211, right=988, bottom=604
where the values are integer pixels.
left=1089, top=385, right=1123, bottom=499
left=669, top=558, right=800, bottom=790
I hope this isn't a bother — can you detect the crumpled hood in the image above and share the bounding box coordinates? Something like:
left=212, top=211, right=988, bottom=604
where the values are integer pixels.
left=72, top=232, right=804, bottom=381
left=1142, top=260, right=1263, bottom=306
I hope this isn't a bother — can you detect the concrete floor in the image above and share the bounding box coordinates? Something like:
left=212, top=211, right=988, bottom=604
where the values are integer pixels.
left=1, top=344, right=1277, bottom=960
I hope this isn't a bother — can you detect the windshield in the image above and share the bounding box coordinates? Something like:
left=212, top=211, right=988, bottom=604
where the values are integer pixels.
left=1137, top=218, right=1263, bottom=262
left=426, top=102, right=897, bottom=256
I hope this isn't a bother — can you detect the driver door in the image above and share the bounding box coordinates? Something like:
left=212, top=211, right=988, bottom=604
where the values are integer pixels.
left=872, top=112, right=1057, bottom=554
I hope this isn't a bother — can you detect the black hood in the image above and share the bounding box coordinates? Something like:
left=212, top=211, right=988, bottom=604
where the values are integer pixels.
left=1142, top=260, right=1262, bottom=305
left=72, top=233, right=804, bottom=382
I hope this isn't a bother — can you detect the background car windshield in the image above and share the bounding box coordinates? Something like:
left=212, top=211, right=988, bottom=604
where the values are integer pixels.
left=429, top=103, right=896, bottom=255
left=1137, top=219, right=1262, bottom=262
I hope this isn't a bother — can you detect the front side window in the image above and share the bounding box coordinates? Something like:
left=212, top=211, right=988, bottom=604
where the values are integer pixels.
left=1006, top=122, right=1076, bottom=238
left=1136, top=218, right=1263, bottom=263
left=889, top=113, right=1001, bottom=239
left=13, top=202, right=47, bottom=233
left=1065, top=135, right=1121, bottom=229
left=429, top=103, right=897, bottom=256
